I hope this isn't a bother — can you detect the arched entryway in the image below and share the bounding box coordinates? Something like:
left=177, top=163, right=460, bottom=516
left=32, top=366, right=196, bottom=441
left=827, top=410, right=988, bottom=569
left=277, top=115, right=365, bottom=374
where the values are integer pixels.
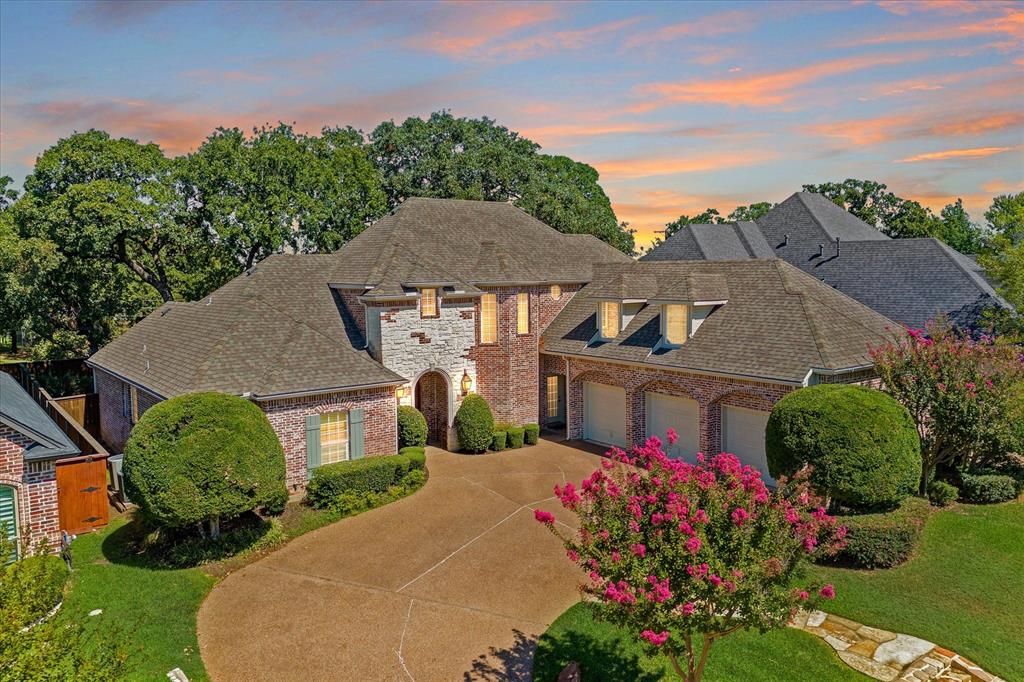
left=415, top=370, right=450, bottom=446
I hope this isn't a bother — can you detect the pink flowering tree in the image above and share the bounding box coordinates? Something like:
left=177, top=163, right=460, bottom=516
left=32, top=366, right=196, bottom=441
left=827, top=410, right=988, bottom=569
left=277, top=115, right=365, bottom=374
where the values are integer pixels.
left=870, top=319, right=1024, bottom=493
left=535, top=430, right=844, bottom=682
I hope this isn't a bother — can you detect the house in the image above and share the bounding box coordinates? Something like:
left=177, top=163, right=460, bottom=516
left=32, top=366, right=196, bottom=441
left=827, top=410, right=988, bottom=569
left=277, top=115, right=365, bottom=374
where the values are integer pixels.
left=1, top=372, right=81, bottom=557
left=88, top=197, right=894, bottom=488
left=641, top=191, right=1008, bottom=331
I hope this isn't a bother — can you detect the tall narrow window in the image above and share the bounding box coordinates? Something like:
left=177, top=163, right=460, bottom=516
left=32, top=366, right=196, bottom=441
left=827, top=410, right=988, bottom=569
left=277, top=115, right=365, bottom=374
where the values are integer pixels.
left=420, top=288, right=437, bottom=318
left=320, top=411, right=349, bottom=464
left=130, top=386, right=139, bottom=424
left=480, top=293, right=497, bottom=343
left=664, top=304, right=689, bottom=345
left=550, top=284, right=562, bottom=300
left=600, top=301, right=621, bottom=339
left=517, top=292, right=530, bottom=334
left=546, top=375, right=560, bottom=417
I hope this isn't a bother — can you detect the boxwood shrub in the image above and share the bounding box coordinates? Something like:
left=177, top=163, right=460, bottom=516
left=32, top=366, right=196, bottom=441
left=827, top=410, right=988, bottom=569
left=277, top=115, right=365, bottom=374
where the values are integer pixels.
left=455, top=394, right=494, bottom=453
left=766, top=385, right=921, bottom=510
left=959, top=472, right=1017, bottom=504
left=490, top=431, right=508, bottom=451
left=307, top=453, right=424, bottom=509
left=0, top=554, right=69, bottom=627
left=399, top=446, right=427, bottom=473
left=524, top=423, right=540, bottom=445
left=507, top=426, right=525, bottom=449
left=397, top=406, right=428, bottom=448
left=826, top=497, right=932, bottom=569
left=926, top=480, right=958, bottom=507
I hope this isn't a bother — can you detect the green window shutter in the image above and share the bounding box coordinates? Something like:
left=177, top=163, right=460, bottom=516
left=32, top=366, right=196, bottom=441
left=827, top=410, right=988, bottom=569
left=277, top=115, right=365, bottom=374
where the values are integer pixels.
left=306, top=414, right=321, bottom=478
left=0, top=486, right=17, bottom=563
left=349, top=408, right=365, bottom=460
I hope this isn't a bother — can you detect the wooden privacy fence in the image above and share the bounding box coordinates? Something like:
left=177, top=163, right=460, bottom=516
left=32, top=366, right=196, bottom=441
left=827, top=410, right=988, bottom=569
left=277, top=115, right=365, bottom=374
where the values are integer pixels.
left=51, top=393, right=100, bottom=438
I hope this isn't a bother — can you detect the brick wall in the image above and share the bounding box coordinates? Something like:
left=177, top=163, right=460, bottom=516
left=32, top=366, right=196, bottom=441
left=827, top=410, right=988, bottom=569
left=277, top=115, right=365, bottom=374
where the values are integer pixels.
left=260, top=386, right=397, bottom=488
left=558, top=356, right=794, bottom=453
left=94, top=368, right=160, bottom=453
left=1, top=425, right=60, bottom=553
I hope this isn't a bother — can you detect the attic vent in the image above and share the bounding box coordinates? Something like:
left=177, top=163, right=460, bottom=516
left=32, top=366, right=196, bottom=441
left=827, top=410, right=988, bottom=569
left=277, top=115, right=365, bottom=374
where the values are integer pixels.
left=144, top=360, right=151, bottom=373
left=783, top=234, right=789, bottom=246
left=835, top=237, right=841, bottom=257
left=142, top=343, right=147, bottom=353
left=817, top=244, right=824, bottom=257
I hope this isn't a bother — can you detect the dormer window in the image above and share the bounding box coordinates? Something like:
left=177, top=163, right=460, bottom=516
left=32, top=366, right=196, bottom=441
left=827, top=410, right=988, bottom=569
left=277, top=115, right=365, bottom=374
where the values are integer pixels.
left=599, top=301, right=621, bottom=339
left=663, top=304, right=689, bottom=346
left=550, top=284, right=562, bottom=300
left=420, top=288, right=438, bottom=318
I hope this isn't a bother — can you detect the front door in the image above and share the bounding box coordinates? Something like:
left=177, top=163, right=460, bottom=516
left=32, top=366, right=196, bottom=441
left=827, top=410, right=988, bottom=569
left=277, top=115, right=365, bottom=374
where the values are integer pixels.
left=415, top=371, right=449, bottom=446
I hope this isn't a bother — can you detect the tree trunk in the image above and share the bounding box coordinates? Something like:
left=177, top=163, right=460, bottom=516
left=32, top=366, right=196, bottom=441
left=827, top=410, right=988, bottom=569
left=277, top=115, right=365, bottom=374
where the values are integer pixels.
left=208, top=516, right=221, bottom=540
left=9, top=329, right=17, bottom=353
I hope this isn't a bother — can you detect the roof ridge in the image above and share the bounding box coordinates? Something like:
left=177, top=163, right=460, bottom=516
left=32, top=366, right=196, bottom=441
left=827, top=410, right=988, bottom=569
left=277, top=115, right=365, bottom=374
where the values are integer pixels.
left=771, top=261, right=834, bottom=368
left=794, top=192, right=831, bottom=241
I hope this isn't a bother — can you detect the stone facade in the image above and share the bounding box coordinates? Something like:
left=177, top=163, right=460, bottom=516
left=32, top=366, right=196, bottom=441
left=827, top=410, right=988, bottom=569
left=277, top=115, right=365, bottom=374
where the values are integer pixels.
left=1, top=424, right=60, bottom=553
left=94, top=368, right=160, bottom=453
left=548, top=355, right=794, bottom=453
left=260, top=386, right=397, bottom=488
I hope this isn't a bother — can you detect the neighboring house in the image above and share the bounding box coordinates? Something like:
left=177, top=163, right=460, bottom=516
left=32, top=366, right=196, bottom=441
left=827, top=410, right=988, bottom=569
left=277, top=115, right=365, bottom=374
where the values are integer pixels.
left=642, top=191, right=1008, bottom=331
left=540, top=259, right=892, bottom=482
left=88, top=198, right=631, bottom=489
left=1, top=372, right=80, bottom=557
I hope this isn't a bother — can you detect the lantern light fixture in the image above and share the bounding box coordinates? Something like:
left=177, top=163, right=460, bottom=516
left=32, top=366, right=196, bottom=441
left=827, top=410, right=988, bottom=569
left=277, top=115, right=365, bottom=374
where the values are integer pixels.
left=460, top=370, right=473, bottom=396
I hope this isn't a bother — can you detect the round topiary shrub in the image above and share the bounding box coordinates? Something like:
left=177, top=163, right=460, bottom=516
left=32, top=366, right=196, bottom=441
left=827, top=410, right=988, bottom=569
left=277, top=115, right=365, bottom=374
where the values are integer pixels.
left=927, top=480, right=958, bottom=507
left=507, top=426, right=525, bottom=449
left=397, top=405, right=428, bottom=448
left=454, top=393, right=494, bottom=453
left=124, top=392, right=288, bottom=537
left=490, top=431, right=507, bottom=451
left=766, top=385, right=921, bottom=510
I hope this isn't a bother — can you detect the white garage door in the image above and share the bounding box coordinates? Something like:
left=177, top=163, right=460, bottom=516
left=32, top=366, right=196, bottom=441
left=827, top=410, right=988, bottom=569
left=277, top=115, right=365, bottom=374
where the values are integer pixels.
left=722, top=405, right=774, bottom=484
left=645, top=392, right=699, bottom=460
left=583, top=381, right=627, bottom=447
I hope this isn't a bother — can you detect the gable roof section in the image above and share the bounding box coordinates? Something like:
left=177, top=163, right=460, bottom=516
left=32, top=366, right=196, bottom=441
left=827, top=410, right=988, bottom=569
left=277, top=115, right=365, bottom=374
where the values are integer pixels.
left=89, top=255, right=404, bottom=399
left=329, top=197, right=631, bottom=291
left=641, top=222, right=774, bottom=262
left=0, top=373, right=80, bottom=460
left=543, top=260, right=896, bottom=384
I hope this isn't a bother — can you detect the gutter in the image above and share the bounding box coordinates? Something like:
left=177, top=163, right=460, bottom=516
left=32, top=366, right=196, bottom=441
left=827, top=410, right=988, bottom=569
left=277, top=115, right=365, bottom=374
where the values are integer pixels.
left=802, top=364, right=875, bottom=387
left=543, top=349, right=804, bottom=387
left=247, top=378, right=405, bottom=402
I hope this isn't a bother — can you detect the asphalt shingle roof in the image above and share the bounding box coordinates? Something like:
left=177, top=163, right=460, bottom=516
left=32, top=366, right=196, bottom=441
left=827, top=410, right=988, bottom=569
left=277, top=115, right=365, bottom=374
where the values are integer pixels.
left=542, top=260, right=896, bottom=384
left=641, top=192, right=1008, bottom=330
left=641, top=222, right=774, bottom=262
left=0, top=373, right=80, bottom=460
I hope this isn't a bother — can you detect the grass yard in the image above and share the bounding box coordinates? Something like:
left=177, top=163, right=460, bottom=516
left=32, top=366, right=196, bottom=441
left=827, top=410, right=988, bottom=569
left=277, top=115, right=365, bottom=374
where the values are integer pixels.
left=813, top=500, right=1024, bottom=682
left=533, top=602, right=870, bottom=682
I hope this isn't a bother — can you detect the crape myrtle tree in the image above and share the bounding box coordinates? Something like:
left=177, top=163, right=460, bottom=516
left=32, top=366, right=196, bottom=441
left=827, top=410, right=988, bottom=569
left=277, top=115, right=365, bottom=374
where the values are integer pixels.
left=871, top=320, right=1024, bottom=493
left=537, top=431, right=844, bottom=682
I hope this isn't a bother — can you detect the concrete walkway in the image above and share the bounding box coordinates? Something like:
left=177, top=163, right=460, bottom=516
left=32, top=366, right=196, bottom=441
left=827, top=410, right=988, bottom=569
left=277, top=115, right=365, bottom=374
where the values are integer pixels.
left=197, top=439, right=604, bottom=681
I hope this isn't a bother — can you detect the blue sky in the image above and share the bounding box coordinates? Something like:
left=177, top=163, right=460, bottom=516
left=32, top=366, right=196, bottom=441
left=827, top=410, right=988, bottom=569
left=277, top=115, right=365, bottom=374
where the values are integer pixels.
left=1, top=0, right=1021, bottom=247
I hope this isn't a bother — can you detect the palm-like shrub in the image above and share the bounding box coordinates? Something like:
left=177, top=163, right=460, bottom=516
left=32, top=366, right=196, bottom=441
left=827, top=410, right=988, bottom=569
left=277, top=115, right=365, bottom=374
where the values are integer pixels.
left=124, top=392, right=288, bottom=537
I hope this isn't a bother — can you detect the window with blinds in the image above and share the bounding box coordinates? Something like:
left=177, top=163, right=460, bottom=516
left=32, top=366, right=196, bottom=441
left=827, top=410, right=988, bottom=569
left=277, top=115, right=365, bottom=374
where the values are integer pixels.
left=420, top=288, right=438, bottom=318
left=664, top=304, right=689, bottom=345
left=480, top=293, right=497, bottom=343
left=600, top=301, right=621, bottom=339
left=546, top=375, right=559, bottom=417
left=517, top=292, right=529, bottom=334
left=320, top=412, right=349, bottom=464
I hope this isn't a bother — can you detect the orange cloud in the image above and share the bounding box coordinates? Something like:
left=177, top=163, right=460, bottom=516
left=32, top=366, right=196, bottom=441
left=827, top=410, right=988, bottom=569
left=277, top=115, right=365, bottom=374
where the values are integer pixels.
left=595, top=151, right=775, bottom=180
left=852, top=7, right=1023, bottom=45
left=896, top=146, right=1015, bottom=162
left=484, top=17, right=640, bottom=61
left=874, top=0, right=1010, bottom=16
left=633, top=54, right=911, bottom=109
left=623, top=10, right=756, bottom=49
left=514, top=121, right=655, bottom=147
left=806, top=110, right=1024, bottom=145
left=406, top=2, right=560, bottom=58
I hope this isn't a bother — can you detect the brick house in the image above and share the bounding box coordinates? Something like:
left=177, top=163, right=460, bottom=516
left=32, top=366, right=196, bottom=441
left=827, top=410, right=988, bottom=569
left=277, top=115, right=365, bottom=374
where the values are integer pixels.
left=1, top=372, right=81, bottom=558
left=88, top=196, right=894, bottom=489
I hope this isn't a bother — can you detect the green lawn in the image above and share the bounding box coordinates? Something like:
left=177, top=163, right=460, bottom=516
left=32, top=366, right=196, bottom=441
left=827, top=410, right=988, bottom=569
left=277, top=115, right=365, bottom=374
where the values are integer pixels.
left=813, top=500, right=1024, bottom=682
left=534, top=500, right=1023, bottom=682
left=533, top=602, right=869, bottom=682
left=64, top=516, right=216, bottom=681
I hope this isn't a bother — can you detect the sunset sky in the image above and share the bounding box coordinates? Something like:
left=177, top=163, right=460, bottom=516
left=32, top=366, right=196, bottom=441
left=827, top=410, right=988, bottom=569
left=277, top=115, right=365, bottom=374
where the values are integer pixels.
left=1, top=0, right=1021, bottom=248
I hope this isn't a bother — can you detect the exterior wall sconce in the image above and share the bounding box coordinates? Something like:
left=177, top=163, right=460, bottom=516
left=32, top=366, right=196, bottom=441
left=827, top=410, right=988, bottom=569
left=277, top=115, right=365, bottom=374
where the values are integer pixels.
left=396, top=385, right=409, bottom=400
left=460, top=370, right=473, bottom=396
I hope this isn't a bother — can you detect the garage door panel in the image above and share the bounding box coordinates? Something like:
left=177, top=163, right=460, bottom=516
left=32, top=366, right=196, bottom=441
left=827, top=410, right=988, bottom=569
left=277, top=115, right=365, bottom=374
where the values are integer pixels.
left=645, top=392, right=699, bottom=460
left=722, top=406, right=774, bottom=485
left=583, top=382, right=627, bottom=447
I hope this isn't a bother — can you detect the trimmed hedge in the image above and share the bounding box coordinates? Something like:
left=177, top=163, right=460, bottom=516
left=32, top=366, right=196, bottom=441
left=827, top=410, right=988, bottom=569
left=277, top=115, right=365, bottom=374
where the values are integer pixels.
left=0, top=554, right=69, bottom=627
left=507, top=426, right=525, bottom=449
left=927, top=480, right=959, bottom=507
left=397, top=406, right=428, bottom=448
left=124, top=392, right=288, bottom=530
left=826, top=497, right=932, bottom=569
left=490, top=431, right=508, bottom=451
left=307, top=452, right=426, bottom=509
left=766, top=385, right=921, bottom=510
left=455, top=394, right=494, bottom=453
left=524, top=423, right=540, bottom=445
left=959, top=472, right=1017, bottom=504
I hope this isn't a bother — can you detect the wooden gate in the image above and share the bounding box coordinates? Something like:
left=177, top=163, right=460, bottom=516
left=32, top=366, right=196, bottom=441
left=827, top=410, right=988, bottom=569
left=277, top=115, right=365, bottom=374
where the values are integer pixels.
left=56, top=456, right=109, bottom=535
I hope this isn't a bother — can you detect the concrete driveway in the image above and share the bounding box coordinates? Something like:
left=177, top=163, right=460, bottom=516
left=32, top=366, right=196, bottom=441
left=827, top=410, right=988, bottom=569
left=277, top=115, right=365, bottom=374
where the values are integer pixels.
left=197, top=439, right=605, bottom=681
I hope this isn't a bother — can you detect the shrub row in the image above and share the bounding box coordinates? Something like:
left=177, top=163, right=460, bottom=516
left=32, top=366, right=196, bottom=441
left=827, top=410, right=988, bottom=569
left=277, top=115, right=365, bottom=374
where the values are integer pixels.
left=0, top=554, right=69, bottom=628
left=959, top=472, right=1018, bottom=504
left=825, top=497, right=932, bottom=569
left=307, top=451, right=426, bottom=509
left=490, top=423, right=540, bottom=451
